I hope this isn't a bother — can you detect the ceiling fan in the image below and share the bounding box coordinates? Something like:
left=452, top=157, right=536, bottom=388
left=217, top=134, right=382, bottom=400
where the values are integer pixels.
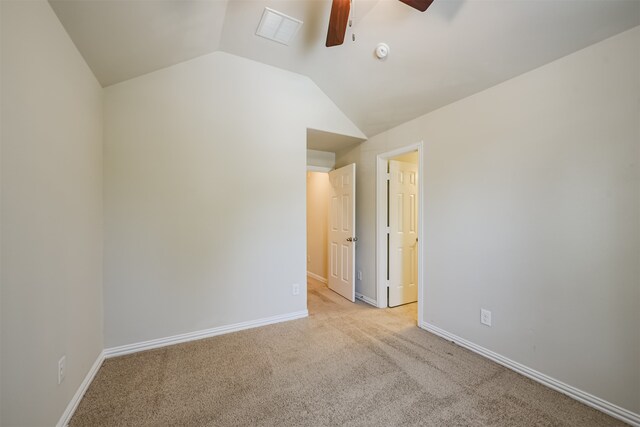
left=326, top=0, right=434, bottom=47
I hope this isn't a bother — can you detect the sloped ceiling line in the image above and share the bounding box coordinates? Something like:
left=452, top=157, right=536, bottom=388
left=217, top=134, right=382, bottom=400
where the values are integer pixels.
left=50, top=0, right=640, bottom=137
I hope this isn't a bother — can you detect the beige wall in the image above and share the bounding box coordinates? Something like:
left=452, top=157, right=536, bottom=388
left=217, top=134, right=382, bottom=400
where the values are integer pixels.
left=336, top=26, right=640, bottom=414
left=1, top=1, right=104, bottom=425
left=103, top=51, right=364, bottom=348
left=306, top=172, right=330, bottom=280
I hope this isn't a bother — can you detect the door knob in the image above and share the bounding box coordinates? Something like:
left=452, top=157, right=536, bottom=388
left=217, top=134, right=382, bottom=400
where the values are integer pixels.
left=346, top=237, right=358, bottom=242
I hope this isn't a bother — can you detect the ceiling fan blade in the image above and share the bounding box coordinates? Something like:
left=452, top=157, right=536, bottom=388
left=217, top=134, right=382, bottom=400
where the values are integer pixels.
left=399, top=0, right=434, bottom=12
left=326, top=0, right=350, bottom=47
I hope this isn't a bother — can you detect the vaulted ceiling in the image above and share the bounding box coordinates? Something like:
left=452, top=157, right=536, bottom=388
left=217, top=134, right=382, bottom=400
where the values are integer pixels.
left=50, top=0, right=640, bottom=138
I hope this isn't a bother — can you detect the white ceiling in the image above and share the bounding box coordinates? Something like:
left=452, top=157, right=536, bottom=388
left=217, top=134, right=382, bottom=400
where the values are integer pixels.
left=49, top=0, right=228, bottom=86
left=50, top=0, right=640, bottom=139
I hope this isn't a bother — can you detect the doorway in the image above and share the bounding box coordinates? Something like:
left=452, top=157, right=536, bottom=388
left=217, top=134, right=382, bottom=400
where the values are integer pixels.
left=306, top=163, right=357, bottom=303
left=376, top=143, right=424, bottom=325
left=306, top=170, right=331, bottom=286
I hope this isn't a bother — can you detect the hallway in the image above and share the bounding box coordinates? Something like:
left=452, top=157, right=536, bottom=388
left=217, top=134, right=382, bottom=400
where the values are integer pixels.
left=307, top=276, right=417, bottom=324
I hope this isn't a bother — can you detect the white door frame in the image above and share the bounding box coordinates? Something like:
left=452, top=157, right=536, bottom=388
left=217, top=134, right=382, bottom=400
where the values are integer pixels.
left=376, top=142, right=424, bottom=325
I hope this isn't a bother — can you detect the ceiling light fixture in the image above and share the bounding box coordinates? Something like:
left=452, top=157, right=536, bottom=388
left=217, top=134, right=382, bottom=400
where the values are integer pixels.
left=255, top=7, right=303, bottom=46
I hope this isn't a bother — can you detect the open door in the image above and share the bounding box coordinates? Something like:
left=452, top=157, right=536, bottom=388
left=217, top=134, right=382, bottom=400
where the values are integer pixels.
left=328, top=163, right=356, bottom=302
left=388, top=160, right=418, bottom=307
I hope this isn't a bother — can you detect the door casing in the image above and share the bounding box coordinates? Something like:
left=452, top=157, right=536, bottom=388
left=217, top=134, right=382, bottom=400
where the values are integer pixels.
left=376, top=142, right=425, bottom=325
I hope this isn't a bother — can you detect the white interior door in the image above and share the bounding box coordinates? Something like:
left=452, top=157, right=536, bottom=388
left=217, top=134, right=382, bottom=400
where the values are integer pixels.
left=328, top=163, right=356, bottom=302
left=388, top=160, right=418, bottom=307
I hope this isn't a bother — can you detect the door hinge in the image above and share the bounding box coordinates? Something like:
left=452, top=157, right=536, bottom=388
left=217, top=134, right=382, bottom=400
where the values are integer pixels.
left=386, top=172, right=390, bottom=181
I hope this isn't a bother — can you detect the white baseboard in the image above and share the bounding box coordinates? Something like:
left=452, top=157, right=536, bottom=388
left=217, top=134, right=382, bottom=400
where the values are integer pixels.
left=421, top=322, right=640, bottom=427
left=355, top=292, right=377, bottom=307
left=306, top=271, right=327, bottom=284
left=56, top=311, right=309, bottom=425
left=57, top=350, right=105, bottom=427
left=104, top=310, right=309, bottom=358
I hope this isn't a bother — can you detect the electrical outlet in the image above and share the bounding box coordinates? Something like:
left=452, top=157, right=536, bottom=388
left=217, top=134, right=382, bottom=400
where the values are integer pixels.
left=480, top=309, right=492, bottom=327
left=292, top=283, right=300, bottom=296
left=357, top=270, right=362, bottom=280
left=58, top=355, right=66, bottom=385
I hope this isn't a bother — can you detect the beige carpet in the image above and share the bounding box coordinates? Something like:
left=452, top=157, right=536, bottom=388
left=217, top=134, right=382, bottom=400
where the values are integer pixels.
left=71, top=279, right=624, bottom=426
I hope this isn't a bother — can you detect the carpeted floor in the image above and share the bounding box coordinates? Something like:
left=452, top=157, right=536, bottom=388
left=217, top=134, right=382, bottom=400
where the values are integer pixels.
left=71, top=279, right=624, bottom=426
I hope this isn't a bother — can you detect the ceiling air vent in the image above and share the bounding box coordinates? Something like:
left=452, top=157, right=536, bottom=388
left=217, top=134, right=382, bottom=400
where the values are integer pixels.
left=255, top=7, right=303, bottom=46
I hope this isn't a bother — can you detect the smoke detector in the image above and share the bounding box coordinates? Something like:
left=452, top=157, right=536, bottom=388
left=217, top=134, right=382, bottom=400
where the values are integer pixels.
left=375, top=43, right=390, bottom=60
left=256, top=8, right=303, bottom=46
